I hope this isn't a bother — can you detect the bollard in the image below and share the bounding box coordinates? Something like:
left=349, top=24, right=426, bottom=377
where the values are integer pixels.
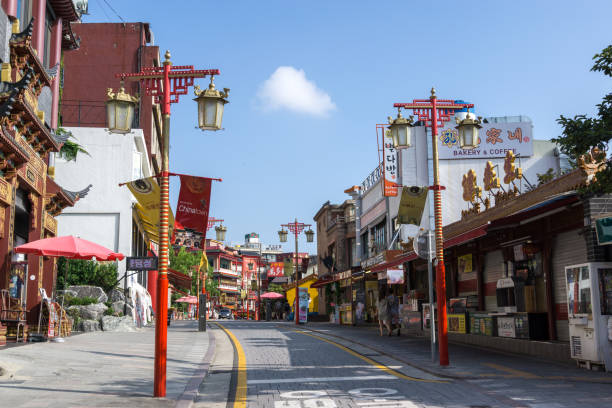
left=198, top=293, right=207, bottom=331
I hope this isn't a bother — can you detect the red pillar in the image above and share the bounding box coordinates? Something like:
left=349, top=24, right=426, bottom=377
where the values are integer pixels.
left=31, top=0, right=45, bottom=57
left=148, top=269, right=158, bottom=311
left=49, top=17, right=62, bottom=129
left=2, top=0, right=17, bottom=18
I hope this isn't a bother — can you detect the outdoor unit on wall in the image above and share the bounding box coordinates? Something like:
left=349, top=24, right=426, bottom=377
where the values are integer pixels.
left=565, top=263, right=612, bottom=371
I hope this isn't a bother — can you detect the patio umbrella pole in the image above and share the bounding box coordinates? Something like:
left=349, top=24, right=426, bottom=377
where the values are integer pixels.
left=51, top=259, right=68, bottom=343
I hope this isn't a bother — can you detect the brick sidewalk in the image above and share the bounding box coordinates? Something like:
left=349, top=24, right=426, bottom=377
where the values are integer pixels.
left=0, top=320, right=211, bottom=408
left=295, top=322, right=612, bottom=383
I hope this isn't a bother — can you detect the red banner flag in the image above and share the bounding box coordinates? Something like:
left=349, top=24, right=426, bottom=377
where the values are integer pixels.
left=176, top=175, right=212, bottom=236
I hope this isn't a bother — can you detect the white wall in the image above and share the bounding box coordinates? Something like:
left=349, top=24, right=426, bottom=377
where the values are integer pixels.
left=54, top=127, right=152, bottom=282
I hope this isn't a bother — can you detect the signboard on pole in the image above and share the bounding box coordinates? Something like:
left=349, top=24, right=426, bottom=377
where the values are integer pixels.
left=437, top=121, right=533, bottom=160
left=298, top=286, right=309, bottom=324
left=126, top=256, right=158, bottom=271
left=397, top=186, right=428, bottom=225
left=383, top=129, right=398, bottom=197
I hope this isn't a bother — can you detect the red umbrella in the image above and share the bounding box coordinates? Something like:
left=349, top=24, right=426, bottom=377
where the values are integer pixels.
left=174, top=296, right=198, bottom=304
left=260, top=292, right=285, bottom=299
left=15, top=236, right=125, bottom=261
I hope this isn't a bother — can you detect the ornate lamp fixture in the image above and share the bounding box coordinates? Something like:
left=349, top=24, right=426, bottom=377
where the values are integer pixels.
left=106, top=82, right=139, bottom=134
left=387, top=108, right=414, bottom=148
left=455, top=111, right=482, bottom=149
left=215, top=224, right=227, bottom=241
left=278, top=228, right=288, bottom=243
left=194, top=76, right=229, bottom=131
left=305, top=228, right=314, bottom=243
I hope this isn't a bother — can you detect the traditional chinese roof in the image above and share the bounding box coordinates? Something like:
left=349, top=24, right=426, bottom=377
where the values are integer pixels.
left=45, top=177, right=91, bottom=215
left=0, top=122, right=30, bottom=172
left=50, top=128, right=71, bottom=145
left=10, top=20, right=53, bottom=91
left=48, top=0, right=82, bottom=50
left=9, top=94, right=61, bottom=154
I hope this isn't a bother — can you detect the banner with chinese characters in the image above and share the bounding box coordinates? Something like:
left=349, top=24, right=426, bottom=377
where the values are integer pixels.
left=383, top=129, right=399, bottom=196
left=176, top=175, right=212, bottom=235
left=267, top=262, right=285, bottom=278
left=437, top=121, right=533, bottom=160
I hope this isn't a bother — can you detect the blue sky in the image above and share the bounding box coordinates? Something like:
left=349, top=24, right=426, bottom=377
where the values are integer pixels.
left=86, top=0, right=611, bottom=254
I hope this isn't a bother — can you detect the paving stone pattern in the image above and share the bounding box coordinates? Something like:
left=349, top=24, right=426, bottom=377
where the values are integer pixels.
left=0, top=320, right=208, bottom=408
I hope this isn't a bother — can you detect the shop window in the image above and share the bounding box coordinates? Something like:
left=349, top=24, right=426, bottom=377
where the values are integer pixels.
left=371, top=219, right=386, bottom=254
left=361, top=232, right=368, bottom=258
left=220, top=258, right=231, bottom=270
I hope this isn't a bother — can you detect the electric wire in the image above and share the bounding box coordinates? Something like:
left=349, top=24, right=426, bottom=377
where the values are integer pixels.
left=93, top=0, right=113, bottom=22
left=101, top=0, right=126, bottom=23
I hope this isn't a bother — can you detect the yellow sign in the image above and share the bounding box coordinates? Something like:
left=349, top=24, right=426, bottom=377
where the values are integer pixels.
left=457, top=254, right=473, bottom=274
left=397, top=186, right=428, bottom=225
left=126, top=177, right=174, bottom=242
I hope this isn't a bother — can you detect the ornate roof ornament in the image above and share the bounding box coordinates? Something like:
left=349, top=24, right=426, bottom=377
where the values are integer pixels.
left=462, top=169, right=481, bottom=202
left=46, top=62, right=60, bottom=79
left=62, top=184, right=93, bottom=202
left=50, top=128, right=72, bottom=145
left=503, top=150, right=522, bottom=185
left=9, top=18, right=34, bottom=45
left=483, top=161, right=500, bottom=191
left=0, top=67, right=34, bottom=99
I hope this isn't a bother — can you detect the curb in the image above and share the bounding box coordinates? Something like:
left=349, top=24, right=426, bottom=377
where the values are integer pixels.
left=300, top=325, right=472, bottom=380
left=175, top=325, right=217, bottom=408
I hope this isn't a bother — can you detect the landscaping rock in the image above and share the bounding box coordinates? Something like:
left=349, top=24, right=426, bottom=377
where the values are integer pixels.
left=108, top=289, right=126, bottom=303
left=67, top=285, right=108, bottom=303
left=101, top=316, right=137, bottom=332
left=111, top=301, right=125, bottom=314
left=78, top=319, right=100, bottom=332
left=57, top=289, right=78, bottom=298
left=125, top=303, right=134, bottom=317
left=68, top=303, right=108, bottom=320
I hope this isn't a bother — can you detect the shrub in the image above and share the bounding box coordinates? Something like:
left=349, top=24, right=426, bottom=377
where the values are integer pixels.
left=56, top=258, right=118, bottom=293
left=66, top=296, right=98, bottom=306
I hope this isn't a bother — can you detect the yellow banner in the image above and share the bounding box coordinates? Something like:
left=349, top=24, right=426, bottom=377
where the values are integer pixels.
left=126, top=177, right=174, bottom=242
left=397, top=186, right=428, bottom=225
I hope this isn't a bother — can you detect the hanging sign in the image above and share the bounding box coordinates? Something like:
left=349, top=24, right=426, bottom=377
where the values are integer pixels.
left=397, top=186, right=428, bottom=225
left=383, top=130, right=399, bottom=197
left=438, top=121, right=533, bottom=160
left=176, top=175, right=212, bottom=236
left=268, top=262, right=285, bottom=278
left=126, top=256, right=158, bottom=271
left=386, top=268, right=404, bottom=285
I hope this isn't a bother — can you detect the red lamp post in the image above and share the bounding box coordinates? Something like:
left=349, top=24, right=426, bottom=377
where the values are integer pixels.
left=278, top=219, right=314, bottom=325
left=106, top=51, right=227, bottom=397
left=392, top=88, right=473, bottom=366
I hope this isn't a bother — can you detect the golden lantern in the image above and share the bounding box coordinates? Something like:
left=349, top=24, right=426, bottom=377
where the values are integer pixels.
left=194, top=76, right=229, bottom=131
left=215, top=224, right=227, bottom=241
left=305, top=228, right=314, bottom=243
left=105, top=82, right=139, bottom=134
left=387, top=108, right=414, bottom=149
left=455, top=112, right=482, bottom=149
left=278, top=228, right=288, bottom=243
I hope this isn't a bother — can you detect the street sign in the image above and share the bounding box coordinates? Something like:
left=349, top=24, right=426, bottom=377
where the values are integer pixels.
left=126, top=256, right=158, bottom=271
left=413, top=230, right=435, bottom=260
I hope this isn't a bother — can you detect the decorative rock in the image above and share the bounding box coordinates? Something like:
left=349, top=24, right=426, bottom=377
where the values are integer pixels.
left=78, top=319, right=100, bottom=332
left=67, top=286, right=108, bottom=303
left=68, top=303, right=108, bottom=321
left=57, top=289, right=78, bottom=298
left=125, top=303, right=134, bottom=317
left=108, top=288, right=126, bottom=303
left=101, top=316, right=137, bottom=332
left=111, top=301, right=125, bottom=314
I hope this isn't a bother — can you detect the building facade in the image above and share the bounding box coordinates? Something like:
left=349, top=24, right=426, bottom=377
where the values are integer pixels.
left=0, top=0, right=85, bottom=342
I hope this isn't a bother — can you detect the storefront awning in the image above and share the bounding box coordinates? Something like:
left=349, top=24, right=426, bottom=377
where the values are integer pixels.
left=370, top=252, right=418, bottom=272
left=168, top=268, right=192, bottom=291
left=444, top=225, right=489, bottom=249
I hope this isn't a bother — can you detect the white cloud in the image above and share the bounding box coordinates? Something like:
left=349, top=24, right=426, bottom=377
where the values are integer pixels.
left=256, top=66, right=336, bottom=117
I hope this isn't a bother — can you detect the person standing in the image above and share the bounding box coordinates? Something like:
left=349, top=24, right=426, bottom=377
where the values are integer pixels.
left=377, top=288, right=391, bottom=336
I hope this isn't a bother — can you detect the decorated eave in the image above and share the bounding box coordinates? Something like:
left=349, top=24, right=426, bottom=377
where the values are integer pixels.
left=10, top=20, right=53, bottom=89
left=45, top=178, right=91, bottom=215
left=47, top=0, right=82, bottom=50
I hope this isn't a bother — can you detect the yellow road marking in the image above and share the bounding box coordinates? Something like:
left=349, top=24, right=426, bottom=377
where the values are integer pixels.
left=294, top=330, right=448, bottom=383
left=217, top=323, right=247, bottom=408
left=482, top=362, right=541, bottom=379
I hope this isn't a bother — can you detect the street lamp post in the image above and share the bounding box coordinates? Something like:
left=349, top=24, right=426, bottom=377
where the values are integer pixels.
left=106, top=51, right=227, bottom=397
left=278, top=219, right=314, bottom=325
left=392, top=88, right=474, bottom=367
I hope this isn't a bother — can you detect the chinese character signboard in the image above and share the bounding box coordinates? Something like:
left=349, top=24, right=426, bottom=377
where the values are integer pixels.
left=437, top=121, right=533, bottom=160
left=268, top=262, right=285, bottom=278
left=383, top=130, right=398, bottom=196
left=126, top=256, right=159, bottom=271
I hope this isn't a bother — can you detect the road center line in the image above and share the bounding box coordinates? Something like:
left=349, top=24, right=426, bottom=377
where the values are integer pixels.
left=248, top=375, right=397, bottom=384
left=294, top=330, right=448, bottom=384
left=216, top=323, right=247, bottom=408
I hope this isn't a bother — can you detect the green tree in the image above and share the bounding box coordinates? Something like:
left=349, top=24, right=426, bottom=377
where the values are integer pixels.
left=169, top=247, right=219, bottom=298
left=552, top=45, right=612, bottom=195
left=267, top=283, right=284, bottom=294
left=56, top=258, right=118, bottom=293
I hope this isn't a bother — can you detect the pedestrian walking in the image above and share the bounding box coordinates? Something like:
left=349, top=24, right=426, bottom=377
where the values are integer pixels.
left=377, top=288, right=391, bottom=336
left=274, top=300, right=282, bottom=320
left=284, top=302, right=291, bottom=320
left=387, top=291, right=401, bottom=336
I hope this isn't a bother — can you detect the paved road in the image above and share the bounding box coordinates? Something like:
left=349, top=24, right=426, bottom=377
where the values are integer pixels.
left=203, top=321, right=612, bottom=408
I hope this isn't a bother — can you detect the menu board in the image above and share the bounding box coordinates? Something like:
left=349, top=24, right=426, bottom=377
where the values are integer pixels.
left=470, top=313, right=496, bottom=336
left=448, top=314, right=467, bottom=333
left=497, top=316, right=516, bottom=338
